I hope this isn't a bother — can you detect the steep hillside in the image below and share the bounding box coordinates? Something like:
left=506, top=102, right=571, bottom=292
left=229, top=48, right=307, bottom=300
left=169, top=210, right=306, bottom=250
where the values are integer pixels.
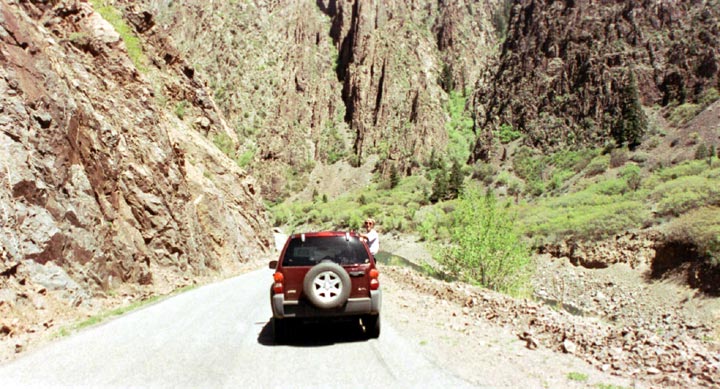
left=471, top=0, right=720, bottom=160
left=141, top=0, right=498, bottom=200
left=1, top=0, right=272, bottom=357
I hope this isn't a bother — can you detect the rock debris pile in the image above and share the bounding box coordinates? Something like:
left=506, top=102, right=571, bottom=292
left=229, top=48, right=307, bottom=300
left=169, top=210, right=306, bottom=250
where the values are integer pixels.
left=384, top=266, right=720, bottom=388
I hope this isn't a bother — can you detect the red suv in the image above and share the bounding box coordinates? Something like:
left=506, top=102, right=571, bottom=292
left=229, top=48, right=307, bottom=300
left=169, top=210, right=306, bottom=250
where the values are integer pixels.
left=268, top=231, right=382, bottom=342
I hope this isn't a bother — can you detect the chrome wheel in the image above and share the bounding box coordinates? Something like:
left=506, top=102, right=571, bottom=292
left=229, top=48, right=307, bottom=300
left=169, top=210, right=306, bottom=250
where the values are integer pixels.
left=311, top=271, right=343, bottom=304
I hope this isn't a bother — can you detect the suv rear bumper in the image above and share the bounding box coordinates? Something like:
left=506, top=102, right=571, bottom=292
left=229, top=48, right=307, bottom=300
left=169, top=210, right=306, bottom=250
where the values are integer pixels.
left=272, top=290, right=381, bottom=319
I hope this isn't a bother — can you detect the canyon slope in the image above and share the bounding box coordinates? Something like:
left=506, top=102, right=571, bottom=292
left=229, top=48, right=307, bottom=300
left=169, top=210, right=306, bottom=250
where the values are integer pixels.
left=1, top=0, right=272, bottom=356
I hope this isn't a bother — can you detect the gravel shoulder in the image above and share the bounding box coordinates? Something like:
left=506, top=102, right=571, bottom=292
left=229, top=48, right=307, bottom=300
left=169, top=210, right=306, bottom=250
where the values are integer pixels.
left=379, top=233, right=720, bottom=388
left=382, top=266, right=639, bottom=388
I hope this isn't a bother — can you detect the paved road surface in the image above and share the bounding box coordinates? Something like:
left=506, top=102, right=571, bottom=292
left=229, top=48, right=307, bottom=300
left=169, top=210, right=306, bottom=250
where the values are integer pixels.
left=0, top=268, right=476, bottom=388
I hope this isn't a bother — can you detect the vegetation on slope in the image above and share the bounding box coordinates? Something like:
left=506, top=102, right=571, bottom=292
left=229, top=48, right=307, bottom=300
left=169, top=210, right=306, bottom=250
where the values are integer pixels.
left=270, top=143, right=720, bottom=291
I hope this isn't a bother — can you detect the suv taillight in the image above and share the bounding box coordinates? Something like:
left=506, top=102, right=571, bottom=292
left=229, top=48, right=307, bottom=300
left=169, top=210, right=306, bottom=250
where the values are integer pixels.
left=273, top=272, right=284, bottom=294
left=369, top=268, right=379, bottom=290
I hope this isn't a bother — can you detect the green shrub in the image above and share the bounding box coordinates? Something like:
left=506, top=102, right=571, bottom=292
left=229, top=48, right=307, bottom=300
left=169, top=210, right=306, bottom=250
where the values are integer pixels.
left=630, top=151, right=650, bottom=164
left=698, top=87, right=720, bottom=108
left=547, top=168, right=574, bottom=191
left=665, top=207, right=720, bottom=266
left=507, top=178, right=524, bottom=196
left=652, top=176, right=720, bottom=216
left=609, top=147, right=628, bottom=168
left=567, top=372, right=588, bottom=382
left=415, top=207, right=447, bottom=241
left=522, top=194, right=650, bottom=242
left=212, top=132, right=235, bottom=157
left=90, top=0, right=147, bottom=72
left=175, top=100, right=189, bottom=119
left=495, top=171, right=511, bottom=187
left=472, top=162, right=497, bottom=184
left=236, top=145, right=256, bottom=168
left=695, top=143, right=709, bottom=160
left=668, top=103, right=701, bottom=126
left=591, top=178, right=629, bottom=196
left=620, top=163, right=642, bottom=191
left=512, top=147, right=545, bottom=181
left=643, top=160, right=709, bottom=189
left=584, top=155, right=609, bottom=176
left=446, top=91, right=475, bottom=162
left=495, top=123, right=522, bottom=143
left=522, top=180, right=543, bottom=196
left=434, top=188, right=533, bottom=296
left=548, top=149, right=597, bottom=172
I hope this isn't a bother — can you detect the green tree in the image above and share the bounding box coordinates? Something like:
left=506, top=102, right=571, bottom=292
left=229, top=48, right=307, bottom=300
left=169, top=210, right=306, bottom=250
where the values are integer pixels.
left=430, top=164, right=449, bottom=203
left=389, top=163, right=400, bottom=189
left=448, top=160, right=464, bottom=199
left=613, top=71, right=647, bottom=149
left=695, top=143, right=709, bottom=160
left=436, top=188, right=533, bottom=296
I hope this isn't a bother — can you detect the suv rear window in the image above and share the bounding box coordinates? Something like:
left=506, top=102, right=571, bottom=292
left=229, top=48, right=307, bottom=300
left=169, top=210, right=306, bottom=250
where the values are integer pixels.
left=282, top=236, right=370, bottom=267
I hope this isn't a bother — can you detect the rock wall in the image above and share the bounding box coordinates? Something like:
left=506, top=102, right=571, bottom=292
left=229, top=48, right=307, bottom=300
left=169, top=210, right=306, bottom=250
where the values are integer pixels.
left=0, top=0, right=272, bottom=296
left=472, top=0, right=720, bottom=159
left=143, top=0, right=498, bottom=200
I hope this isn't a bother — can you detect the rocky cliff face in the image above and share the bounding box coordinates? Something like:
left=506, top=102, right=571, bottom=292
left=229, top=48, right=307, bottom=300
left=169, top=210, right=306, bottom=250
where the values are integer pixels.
left=471, top=0, right=720, bottom=160
left=143, top=0, right=498, bottom=200
left=1, top=0, right=272, bottom=346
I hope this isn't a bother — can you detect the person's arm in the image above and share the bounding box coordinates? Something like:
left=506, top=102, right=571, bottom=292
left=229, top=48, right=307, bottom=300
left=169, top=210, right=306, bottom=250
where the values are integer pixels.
left=366, top=230, right=378, bottom=245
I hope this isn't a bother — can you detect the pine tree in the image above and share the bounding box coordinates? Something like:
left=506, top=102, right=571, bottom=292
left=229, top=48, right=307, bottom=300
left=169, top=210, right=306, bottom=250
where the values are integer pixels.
left=389, top=163, right=400, bottom=189
left=613, top=71, right=647, bottom=150
left=430, top=167, right=448, bottom=203
left=448, top=160, right=464, bottom=199
left=695, top=143, right=709, bottom=160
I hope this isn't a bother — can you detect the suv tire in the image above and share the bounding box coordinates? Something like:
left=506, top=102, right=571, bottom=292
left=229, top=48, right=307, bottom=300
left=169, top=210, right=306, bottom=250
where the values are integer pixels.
left=303, top=262, right=352, bottom=309
left=364, top=314, right=381, bottom=338
left=272, top=317, right=291, bottom=344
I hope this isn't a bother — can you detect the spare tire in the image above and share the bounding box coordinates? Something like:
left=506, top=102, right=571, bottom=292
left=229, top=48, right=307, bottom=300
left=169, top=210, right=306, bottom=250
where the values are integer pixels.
left=303, top=262, right=351, bottom=309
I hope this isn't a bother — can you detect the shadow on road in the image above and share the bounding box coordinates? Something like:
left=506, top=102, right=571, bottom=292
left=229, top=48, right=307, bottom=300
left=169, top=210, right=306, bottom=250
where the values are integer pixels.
left=257, top=318, right=370, bottom=347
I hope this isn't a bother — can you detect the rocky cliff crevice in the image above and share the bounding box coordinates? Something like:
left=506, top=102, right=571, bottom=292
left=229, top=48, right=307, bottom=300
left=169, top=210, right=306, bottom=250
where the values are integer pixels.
left=147, top=0, right=498, bottom=200
left=1, top=0, right=272, bottom=354
left=325, top=0, right=497, bottom=174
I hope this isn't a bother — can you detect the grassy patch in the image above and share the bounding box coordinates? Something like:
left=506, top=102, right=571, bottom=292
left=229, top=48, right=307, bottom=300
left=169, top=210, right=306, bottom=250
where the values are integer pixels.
left=595, top=384, right=630, bottom=389
left=89, top=0, right=148, bottom=72
left=567, top=372, right=588, bottom=382
left=55, top=285, right=197, bottom=338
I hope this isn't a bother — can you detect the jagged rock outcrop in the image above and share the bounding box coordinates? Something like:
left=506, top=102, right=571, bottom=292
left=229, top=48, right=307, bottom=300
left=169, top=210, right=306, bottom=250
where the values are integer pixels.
left=143, top=0, right=498, bottom=200
left=541, top=231, right=663, bottom=269
left=1, top=0, right=271, bottom=304
left=472, top=0, right=720, bottom=160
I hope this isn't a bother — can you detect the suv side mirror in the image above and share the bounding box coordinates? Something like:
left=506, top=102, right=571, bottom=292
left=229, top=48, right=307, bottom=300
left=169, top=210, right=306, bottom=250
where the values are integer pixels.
left=268, top=260, right=278, bottom=269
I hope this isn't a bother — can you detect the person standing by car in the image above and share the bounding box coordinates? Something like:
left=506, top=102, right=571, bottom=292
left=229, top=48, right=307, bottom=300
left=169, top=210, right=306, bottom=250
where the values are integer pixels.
left=360, top=218, right=379, bottom=256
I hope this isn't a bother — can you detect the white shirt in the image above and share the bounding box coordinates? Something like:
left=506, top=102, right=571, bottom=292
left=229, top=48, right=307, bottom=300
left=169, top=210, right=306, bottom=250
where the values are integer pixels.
left=365, top=229, right=379, bottom=255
